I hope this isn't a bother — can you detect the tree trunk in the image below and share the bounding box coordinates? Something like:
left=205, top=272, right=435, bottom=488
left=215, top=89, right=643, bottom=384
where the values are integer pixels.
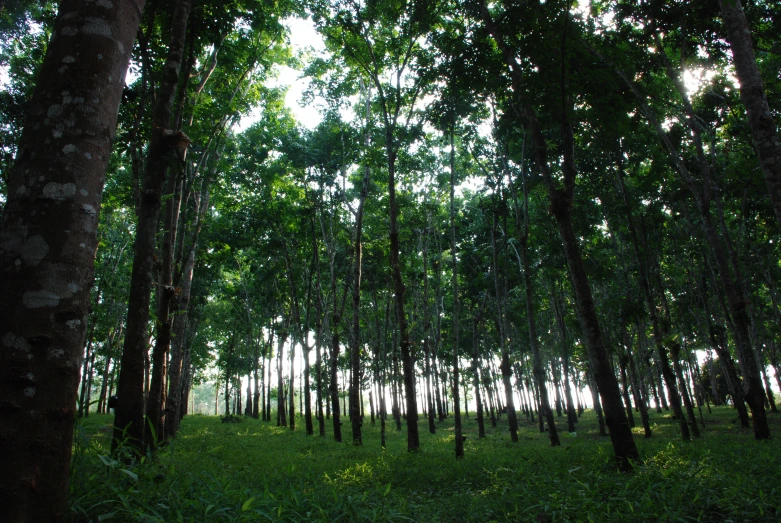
left=0, top=0, right=144, bottom=517
left=448, top=128, right=464, bottom=458
left=490, top=209, right=519, bottom=443
left=114, top=0, right=192, bottom=453
left=277, top=325, right=288, bottom=427
left=472, top=296, right=488, bottom=438
left=384, top=135, right=420, bottom=451
left=626, top=336, right=652, bottom=438
left=718, top=0, right=781, bottom=227
left=552, top=289, right=577, bottom=432
left=587, top=371, right=607, bottom=437
left=330, top=312, right=342, bottom=441
left=166, top=171, right=211, bottom=437
left=146, top=171, right=182, bottom=445
left=616, top=168, right=690, bottom=439
left=618, top=356, right=636, bottom=429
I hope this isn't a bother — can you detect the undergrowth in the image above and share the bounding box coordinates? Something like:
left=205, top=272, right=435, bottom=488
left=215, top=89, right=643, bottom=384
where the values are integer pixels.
left=70, top=406, right=781, bottom=522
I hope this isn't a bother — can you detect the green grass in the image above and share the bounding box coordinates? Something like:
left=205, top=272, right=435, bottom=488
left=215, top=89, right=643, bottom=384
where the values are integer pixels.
left=70, top=407, right=781, bottom=522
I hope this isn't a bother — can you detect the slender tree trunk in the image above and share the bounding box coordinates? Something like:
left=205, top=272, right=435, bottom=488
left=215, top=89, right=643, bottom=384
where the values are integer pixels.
left=472, top=296, right=488, bottom=438
left=618, top=356, right=636, bottom=428
left=277, top=325, right=288, bottom=427
left=146, top=169, right=182, bottom=445
left=114, top=0, right=192, bottom=453
left=289, top=338, right=296, bottom=430
left=616, top=168, right=690, bottom=439
left=448, top=128, right=464, bottom=458
left=626, top=335, right=652, bottom=438
left=587, top=371, right=607, bottom=437
left=384, top=135, right=420, bottom=451
left=330, top=310, right=343, bottom=442
left=266, top=335, right=273, bottom=422
left=552, top=290, right=577, bottom=432
left=718, top=0, right=781, bottom=227
left=167, top=175, right=211, bottom=437
left=490, top=210, right=519, bottom=443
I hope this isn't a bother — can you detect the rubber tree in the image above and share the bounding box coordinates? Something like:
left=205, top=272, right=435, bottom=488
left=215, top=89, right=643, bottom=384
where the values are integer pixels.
left=0, top=0, right=144, bottom=519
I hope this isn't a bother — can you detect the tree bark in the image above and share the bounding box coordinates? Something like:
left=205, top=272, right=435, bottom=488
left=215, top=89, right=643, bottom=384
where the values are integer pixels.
left=0, top=0, right=143, bottom=518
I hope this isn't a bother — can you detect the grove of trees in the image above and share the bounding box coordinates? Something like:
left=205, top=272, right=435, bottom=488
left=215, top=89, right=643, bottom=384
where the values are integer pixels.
left=1, top=0, right=780, bottom=520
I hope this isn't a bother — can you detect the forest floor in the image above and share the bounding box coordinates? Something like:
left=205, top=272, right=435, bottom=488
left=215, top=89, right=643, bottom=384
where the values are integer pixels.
left=70, top=405, right=781, bottom=522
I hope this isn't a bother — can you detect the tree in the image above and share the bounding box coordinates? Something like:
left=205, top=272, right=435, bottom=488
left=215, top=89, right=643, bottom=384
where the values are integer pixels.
left=718, top=0, right=781, bottom=227
left=0, top=0, right=144, bottom=519
left=113, top=0, right=192, bottom=453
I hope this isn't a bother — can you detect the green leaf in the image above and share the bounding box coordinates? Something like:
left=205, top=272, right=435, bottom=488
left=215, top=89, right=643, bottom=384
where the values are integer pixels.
left=242, top=497, right=256, bottom=512
left=119, top=468, right=138, bottom=482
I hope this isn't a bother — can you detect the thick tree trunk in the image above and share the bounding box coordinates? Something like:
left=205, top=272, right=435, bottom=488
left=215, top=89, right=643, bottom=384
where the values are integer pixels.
left=0, top=0, right=143, bottom=518
left=718, top=0, right=781, bottom=227
left=114, top=0, right=192, bottom=453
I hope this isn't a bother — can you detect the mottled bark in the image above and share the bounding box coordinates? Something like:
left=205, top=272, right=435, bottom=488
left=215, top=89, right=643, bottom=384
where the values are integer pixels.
left=0, top=0, right=143, bottom=518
